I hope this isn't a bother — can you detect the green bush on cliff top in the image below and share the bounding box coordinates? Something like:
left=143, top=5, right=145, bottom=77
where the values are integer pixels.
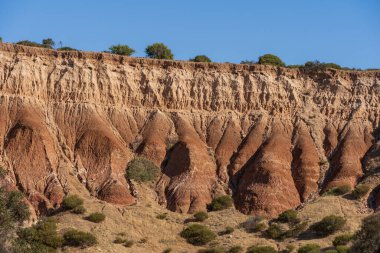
left=258, top=54, right=285, bottom=67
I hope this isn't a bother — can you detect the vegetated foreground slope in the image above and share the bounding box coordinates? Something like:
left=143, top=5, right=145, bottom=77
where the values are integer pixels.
left=0, top=43, right=380, bottom=218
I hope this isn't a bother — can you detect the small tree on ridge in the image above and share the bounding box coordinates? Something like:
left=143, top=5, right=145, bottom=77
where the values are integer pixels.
left=145, top=43, right=173, bottom=60
left=190, top=55, right=211, bottom=62
left=258, top=54, right=285, bottom=67
left=42, top=38, right=55, bottom=49
left=109, top=44, right=135, bottom=56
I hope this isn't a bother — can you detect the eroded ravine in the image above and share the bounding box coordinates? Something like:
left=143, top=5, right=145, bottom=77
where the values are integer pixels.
left=1, top=43, right=380, bottom=217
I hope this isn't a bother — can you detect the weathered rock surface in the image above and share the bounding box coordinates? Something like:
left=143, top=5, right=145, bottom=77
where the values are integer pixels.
left=234, top=120, right=301, bottom=216
left=291, top=121, right=320, bottom=201
left=0, top=44, right=380, bottom=216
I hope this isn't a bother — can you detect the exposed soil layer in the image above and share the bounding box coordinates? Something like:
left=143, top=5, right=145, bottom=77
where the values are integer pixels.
left=1, top=43, right=380, bottom=216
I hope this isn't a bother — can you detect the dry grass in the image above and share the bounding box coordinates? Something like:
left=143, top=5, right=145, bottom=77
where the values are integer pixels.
left=53, top=173, right=374, bottom=252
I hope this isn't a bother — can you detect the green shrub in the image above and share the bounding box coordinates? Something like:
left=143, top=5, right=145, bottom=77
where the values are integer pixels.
left=2, top=190, right=30, bottom=225
left=126, top=157, right=160, bottom=182
left=0, top=167, right=6, bottom=177
left=85, top=212, right=105, bottom=223
left=265, top=223, right=286, bottom=240
left=0, top=188, right=30, bottom=248
left=351, top=185, right=370, bottom=199
left=113, top=236, right=133, bottom=247
left=302, top=61, right=341, bottom=71
left=16, top=40, right=46, bottom=48
left=113, top=235, right=136, bottom=247
left=42, top=38, right=55, bottom=49
left=61, top=195, right=83, bottom=210
left=12, top=242, right=54, bottom=253
left=228, top=245, right=243, bottom=253
left=247, top=245, right=277, bottom=253
left=258, top=54, right=285, bottom=67
left=323, top=63, right=342, bottom=69
left=0, top=37, right=2, bottom=43
left=71, top=205, right=86, bottom=214
left=190, top=55, right=211, bottom=62
left=219, top=226, right=234, bottom=235
left=13, top=218, right=63, bottom=253
left=109, top=44, right=135, bottom=56
left=198, top=246, right=226, bottom=253
left=57, top=47, right=77, bottom=51
left=123, top=240, right=134, bottom=247
left=263, top=220, right=306, bottom=240
left=350, top=213, right=380, bottom=253
left=297, top=244, right=320, bottom=253
left=303, top=61, right=322, bottom=71
left=180, top=224, right=216, bottom=245
left=335, top=245, right=349, bottom=253
left=145, top=43, right=174, bottom=60
left=63, top=229, right=97, bottom=247
left=252, top=222, right=267, bottom=232
left=324, top=250, right=337, bottom=253
left=113, top=237, right=126, bottom=244
left=324, top=185, right=351, bottom=196
left=287, top=65, right=303, bottom=68
left=277, top=209, right=300, bottom=224
left=208, top=195, right=233, bottom=211
left=310, top=215, right=346, bottom=237
left=333, top=234, right=353, bottom=246
left=284, top=222, right=308, bottom=238
left=156, top=213, right=168, bottom=220
left=194, top=211, right=208, bottom=222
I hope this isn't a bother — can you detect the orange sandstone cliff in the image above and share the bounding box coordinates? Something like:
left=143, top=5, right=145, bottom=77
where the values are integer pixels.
left=0, top=44, right=380, bottom=217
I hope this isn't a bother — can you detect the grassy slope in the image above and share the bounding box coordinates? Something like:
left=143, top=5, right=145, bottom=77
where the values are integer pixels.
left=53, top=173, right=373, bottom=252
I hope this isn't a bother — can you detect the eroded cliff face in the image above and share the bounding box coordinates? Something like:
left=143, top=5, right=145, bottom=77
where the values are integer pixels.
left=0, top=44, right=380, bottom=217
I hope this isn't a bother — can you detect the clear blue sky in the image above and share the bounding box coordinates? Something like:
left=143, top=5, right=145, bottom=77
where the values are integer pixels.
left=0, top=0, right=379, bottom=69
